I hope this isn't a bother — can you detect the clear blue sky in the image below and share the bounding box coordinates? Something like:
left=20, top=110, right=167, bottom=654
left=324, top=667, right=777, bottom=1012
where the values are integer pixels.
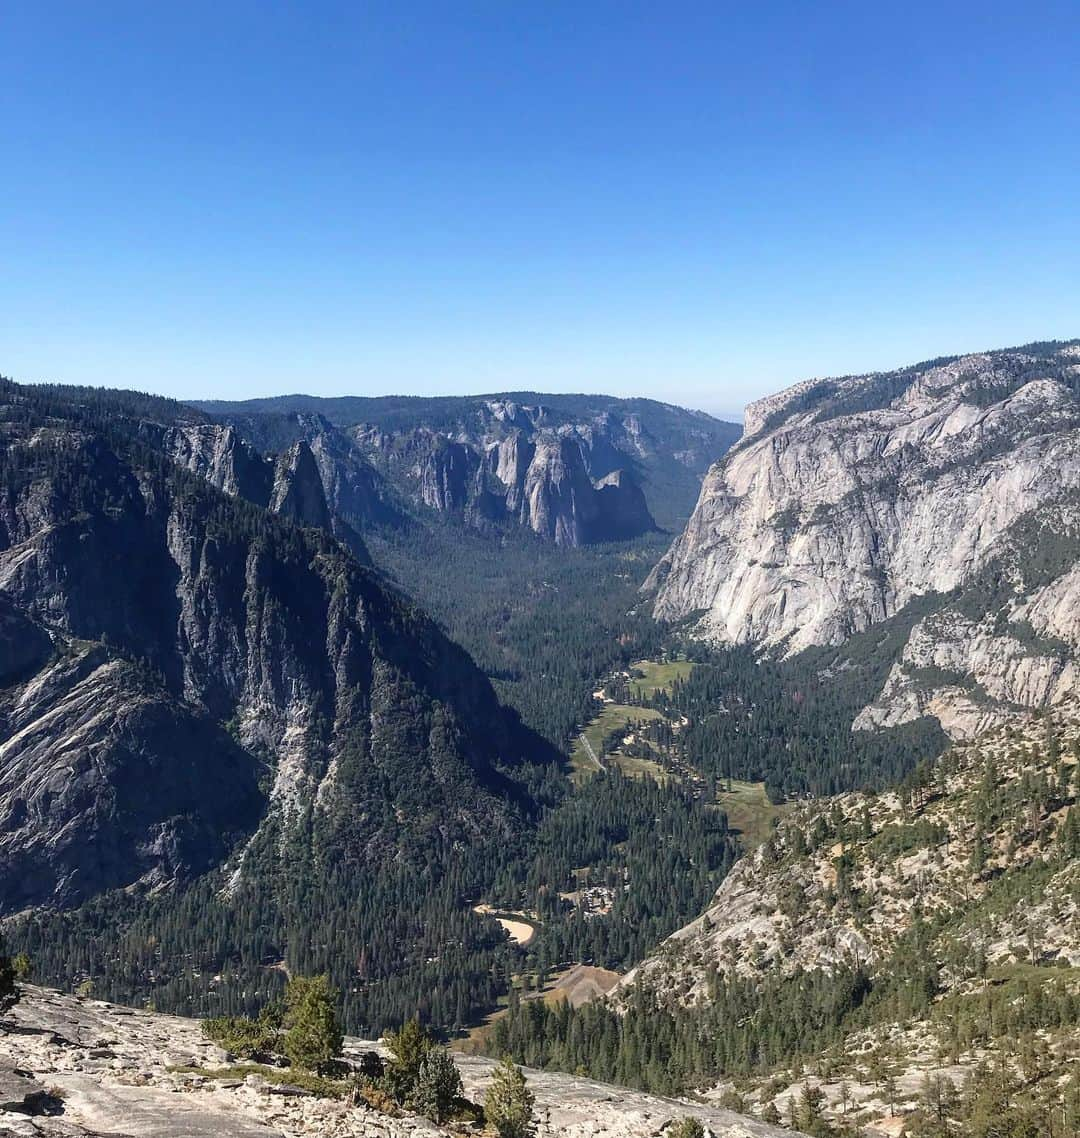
left=2, top=1, right=1079, bottom=418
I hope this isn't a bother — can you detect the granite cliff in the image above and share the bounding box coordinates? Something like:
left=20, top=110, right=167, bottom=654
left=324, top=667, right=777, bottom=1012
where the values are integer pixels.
left=648, top=341, right=1080, bottom=737
left=198, top=392, right=741, bottom=545
left=0, top=380, right=547, bottom=913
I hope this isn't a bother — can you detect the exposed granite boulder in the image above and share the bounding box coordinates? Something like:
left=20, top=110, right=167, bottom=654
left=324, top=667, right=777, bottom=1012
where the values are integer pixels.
left=0, top=1068, right=48, bottom=1114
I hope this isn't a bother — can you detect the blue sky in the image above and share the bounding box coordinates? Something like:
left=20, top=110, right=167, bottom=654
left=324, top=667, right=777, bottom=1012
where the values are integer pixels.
left=2, top=2, right=1079, bottom=418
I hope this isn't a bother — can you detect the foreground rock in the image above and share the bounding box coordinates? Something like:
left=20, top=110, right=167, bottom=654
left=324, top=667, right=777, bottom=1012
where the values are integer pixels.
left=0, top=987, right=792, bottom=1138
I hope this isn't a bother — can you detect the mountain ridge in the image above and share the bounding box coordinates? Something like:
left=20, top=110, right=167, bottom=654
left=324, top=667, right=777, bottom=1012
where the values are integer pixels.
left=0, top=375, right=552, bottom=912
left=196, top=391, right=741, bottom=538
left=647, top=340, right=1080, bottom=739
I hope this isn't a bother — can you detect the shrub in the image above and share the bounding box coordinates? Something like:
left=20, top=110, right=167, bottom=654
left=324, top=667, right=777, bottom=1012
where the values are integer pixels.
left=668, top=1120, right=705, bottom=1138
left=357, top=1050, right=385, bottom=1081
left=353, top=1079, right=399, bottom=1115
left=202, top=1002, right=282, bottom=1059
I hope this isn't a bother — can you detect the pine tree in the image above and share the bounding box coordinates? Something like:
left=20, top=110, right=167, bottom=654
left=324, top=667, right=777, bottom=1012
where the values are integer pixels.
left=282, top=975, right=343, bottom=1071
left=797, top=1082, right=828, bottom=1134
left=384, top=1018, right=435, bottom=1103
left=969, top=834, right=988, bottom=876
left=485, top=1055, right=535, bottom=1138
left=0, top=940, right=20, bottom=1016
left=411, top=1046, right=462, bottom=1124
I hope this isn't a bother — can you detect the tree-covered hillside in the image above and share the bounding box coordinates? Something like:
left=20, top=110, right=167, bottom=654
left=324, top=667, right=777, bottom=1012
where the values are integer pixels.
left=491, top=709, right=1080, bottom=1137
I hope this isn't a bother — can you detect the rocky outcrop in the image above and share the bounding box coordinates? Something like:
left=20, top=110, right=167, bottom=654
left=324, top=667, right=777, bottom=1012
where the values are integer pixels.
left=648, top=342, right=1080, bottom=734
left=518, top=434, right=600, bottom=545
left=0, top=986, right=793, bottom=1138
left=0, top=382, right=548, bottom=911
left=161, top=422, right=273, bottom=505
left=161, top=422, right=372, bottom=563
left=418, top=436, right=480, bottom=513
left=355, top=423, right=657, bottom=547
left=270, top=441, right=333, bottom=530
left=852, top=606, right=1080, bottom=740
left=299, top=417, right=399, bottom=531
left=617, top=706, right=1080, bottom=1001
left=198, top=393, right=739, bottom=541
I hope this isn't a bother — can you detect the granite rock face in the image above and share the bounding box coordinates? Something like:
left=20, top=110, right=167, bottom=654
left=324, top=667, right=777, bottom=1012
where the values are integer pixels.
left=160, top=422, right=372, bottom=563
left=159, top=422, right=273, bottom=505
left=648, top=341, right=1080, bottom=735
left=0, top=382, right=545, bottom=911
left=196, top=392, right=741, bottom=544
left=0, top=646, right=262, bottom=910
left=0, top=986, right=796, bottom=1138
left=353, top=413, right=658, bottom=547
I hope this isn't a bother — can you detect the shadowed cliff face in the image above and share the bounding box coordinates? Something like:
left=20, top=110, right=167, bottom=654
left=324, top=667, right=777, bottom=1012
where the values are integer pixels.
left=0, top=594, right=51, bottom=683
left=0, top=381, right=551, bottom=912
left=0, top=646, right=263, bottom=910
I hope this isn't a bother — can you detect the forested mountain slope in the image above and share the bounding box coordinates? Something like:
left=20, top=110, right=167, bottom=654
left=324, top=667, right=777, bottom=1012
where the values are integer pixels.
left=648, top=340, right=1080, bottom=739
left=0, top=379, right=743, bottom=1037
left=190, top=392, right=739, bottom=749
left=496, top=707, right=1080, bottom=1134
left=622, top=707, right=1080, bottom=1000
left=0, top=377, right=565, bottom=1028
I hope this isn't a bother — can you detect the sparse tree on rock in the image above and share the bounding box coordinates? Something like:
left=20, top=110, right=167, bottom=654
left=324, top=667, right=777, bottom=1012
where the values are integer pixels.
left=282, top=974, right=343, bottom=1071
left=0, top=939, right=21, bottom=1017
left=485, top=1055, right=535, bottom=1138
left=412, top=1046, right=462, bottom=1124
left=384, top=1017, right=435, bottom=1102
left=667, top=1118, right=704, bottom=1138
